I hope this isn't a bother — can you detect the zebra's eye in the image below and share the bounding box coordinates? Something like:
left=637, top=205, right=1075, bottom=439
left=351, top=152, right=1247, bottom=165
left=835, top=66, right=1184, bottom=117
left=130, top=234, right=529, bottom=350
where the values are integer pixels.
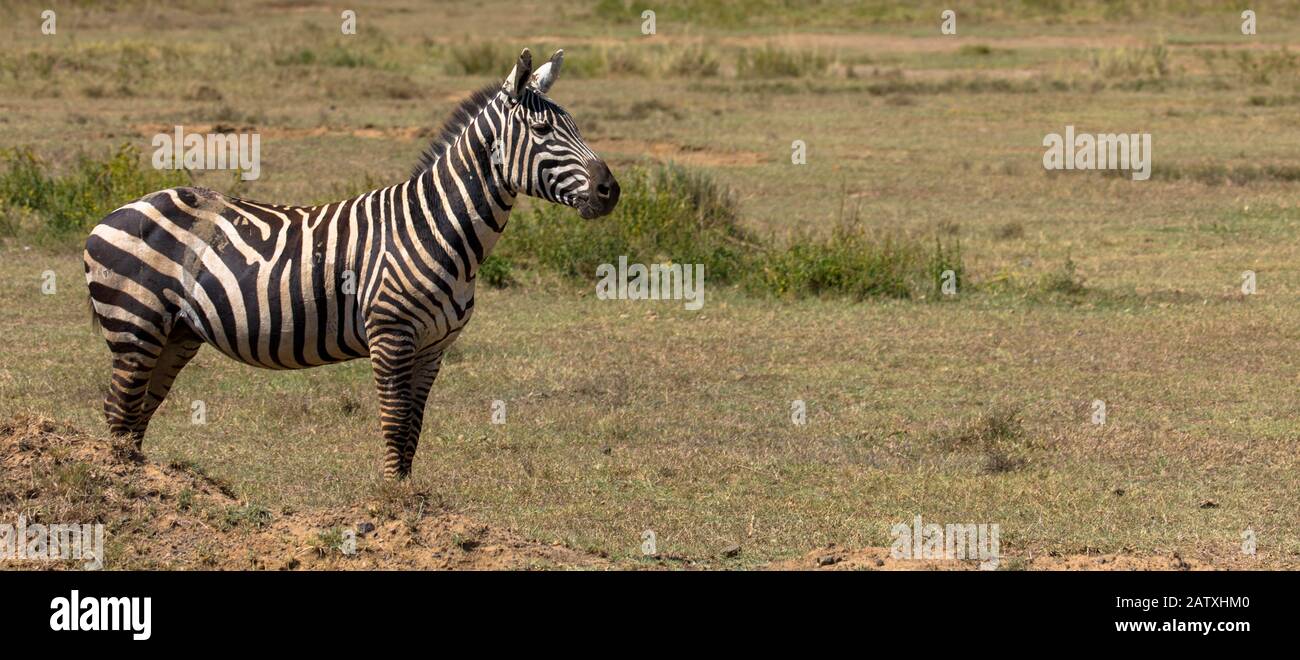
left=531, top=122, right=553, bottom=136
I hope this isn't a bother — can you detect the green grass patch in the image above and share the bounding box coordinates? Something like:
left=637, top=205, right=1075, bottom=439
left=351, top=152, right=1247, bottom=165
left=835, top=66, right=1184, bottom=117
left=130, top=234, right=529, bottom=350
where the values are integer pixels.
left=0, top=143, right=189, bottom=245
left=219, top=503, right=272, bottom=531
left=754, top=228, right=961, bottom=301
left=737, top=44, right=833, bottom=78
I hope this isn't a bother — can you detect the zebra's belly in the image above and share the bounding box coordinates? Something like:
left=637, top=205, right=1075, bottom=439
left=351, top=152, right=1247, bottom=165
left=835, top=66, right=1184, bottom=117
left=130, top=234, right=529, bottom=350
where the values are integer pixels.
left=175, top=274, right=369, bottom=370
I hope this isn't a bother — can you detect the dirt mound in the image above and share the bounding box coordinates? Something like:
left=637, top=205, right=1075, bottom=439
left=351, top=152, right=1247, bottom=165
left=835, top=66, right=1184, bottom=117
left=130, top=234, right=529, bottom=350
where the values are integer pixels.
left=0, top=415, right=606, bottom=570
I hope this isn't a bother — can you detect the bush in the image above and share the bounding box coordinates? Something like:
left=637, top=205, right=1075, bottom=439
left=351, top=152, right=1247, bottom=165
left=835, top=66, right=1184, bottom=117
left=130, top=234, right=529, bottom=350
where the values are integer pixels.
left=0, top=144, right=189, bottom=241
left=478, top=255, right=514, bottom=288
left=752, top=224, right=961, bottom=300
left=498, top=163, right=962, bottom=301
left=499, top=164, right=751, bottom=283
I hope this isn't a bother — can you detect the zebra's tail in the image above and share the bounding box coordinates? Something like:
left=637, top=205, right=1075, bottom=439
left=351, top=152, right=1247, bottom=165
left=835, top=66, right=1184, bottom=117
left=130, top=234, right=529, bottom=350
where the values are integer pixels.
left=88, top=293, right=101, bottom=334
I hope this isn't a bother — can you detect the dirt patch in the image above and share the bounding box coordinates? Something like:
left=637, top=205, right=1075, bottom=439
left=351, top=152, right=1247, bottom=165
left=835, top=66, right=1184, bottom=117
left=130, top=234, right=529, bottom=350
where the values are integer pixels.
left=0, top=415, right=606, bottom=570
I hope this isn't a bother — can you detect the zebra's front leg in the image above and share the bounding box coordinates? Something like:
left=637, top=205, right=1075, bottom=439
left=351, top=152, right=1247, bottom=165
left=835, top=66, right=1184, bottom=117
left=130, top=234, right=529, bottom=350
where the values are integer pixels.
left=369, top=329, right=420, bottom=480
left=398, top=351, right=445, bottom=477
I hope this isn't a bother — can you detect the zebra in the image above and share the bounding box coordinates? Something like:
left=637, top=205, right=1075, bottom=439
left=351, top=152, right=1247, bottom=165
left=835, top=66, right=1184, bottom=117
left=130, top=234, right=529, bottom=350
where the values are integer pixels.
left=83, top=48, right=619, bottom=479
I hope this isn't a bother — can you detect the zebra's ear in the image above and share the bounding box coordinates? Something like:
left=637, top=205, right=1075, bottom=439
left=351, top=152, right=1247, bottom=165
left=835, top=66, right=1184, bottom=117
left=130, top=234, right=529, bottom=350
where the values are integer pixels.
left=528, top=49, right=563, bottom=94
left=502, top=48, right=533, bottom=103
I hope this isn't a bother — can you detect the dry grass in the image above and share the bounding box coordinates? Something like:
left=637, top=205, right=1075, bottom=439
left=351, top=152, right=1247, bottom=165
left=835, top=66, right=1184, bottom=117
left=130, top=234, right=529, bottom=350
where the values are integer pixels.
left=0, top=0, right=1298, bottom=568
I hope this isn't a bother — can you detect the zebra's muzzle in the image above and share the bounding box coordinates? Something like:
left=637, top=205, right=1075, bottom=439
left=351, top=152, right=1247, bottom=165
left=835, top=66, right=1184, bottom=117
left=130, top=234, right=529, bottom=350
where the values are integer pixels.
left=578, top=159, right=619, bottom=219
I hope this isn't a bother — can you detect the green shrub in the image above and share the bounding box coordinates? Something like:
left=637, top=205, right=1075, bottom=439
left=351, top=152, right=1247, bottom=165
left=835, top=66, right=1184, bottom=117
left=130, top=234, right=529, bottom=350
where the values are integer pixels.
left=479, top=255, right=514, bottom=288
left=499, top=164, right=751, bottom=283
left=737, top=44, right=832, bottom=78
left=0, top=143, right=189, bottom=241
left=1038, top=257, right=1086, bottom=295
left=751, top=222, right=960, bottom=300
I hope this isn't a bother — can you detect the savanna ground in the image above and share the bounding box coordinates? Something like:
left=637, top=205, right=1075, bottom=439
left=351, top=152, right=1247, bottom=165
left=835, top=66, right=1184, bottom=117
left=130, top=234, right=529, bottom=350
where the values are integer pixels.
left=1, top=0, right=1298, bottom=569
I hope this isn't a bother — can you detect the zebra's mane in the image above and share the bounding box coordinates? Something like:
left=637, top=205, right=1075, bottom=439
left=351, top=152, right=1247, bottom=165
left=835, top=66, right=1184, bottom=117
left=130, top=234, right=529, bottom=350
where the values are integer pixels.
left=411, top=82, right=502, bottom=178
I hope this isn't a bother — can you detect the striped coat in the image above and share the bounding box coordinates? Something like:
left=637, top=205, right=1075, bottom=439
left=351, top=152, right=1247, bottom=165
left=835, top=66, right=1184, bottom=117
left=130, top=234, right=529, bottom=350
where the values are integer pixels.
left=84, top=48, right=619, bottom=478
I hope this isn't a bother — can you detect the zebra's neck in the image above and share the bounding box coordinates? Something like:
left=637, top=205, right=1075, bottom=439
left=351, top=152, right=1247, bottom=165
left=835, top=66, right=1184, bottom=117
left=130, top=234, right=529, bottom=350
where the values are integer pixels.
left=404, top=96, right=514, bottom=284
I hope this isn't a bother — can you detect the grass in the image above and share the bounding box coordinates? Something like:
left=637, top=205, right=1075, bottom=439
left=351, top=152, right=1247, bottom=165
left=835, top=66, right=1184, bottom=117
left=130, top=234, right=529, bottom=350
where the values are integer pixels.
left=736, top=44, right=834, bottom=78
left=939, top=406, right=1035, bottom=474
left=1090, top=42, right=1170, bottom=81
left=219, top=504, right=273, bottom=531
left=444, top=41, right=515, bottom=76
left=753, top=223, right=961, bottom=300
left=0, top=0, right=1298, bottom=568
left=0, top=144, right=188, bottom=245
left=309, top=527, right=351, bottom=556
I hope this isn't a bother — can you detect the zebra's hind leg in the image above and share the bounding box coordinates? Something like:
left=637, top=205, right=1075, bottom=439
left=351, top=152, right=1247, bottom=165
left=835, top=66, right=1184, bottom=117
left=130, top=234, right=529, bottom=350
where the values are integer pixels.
left=135, top=324, right=204, bottom=438
left=397, top=352, right=445, bottom=477
left=103, top=347, right=161, bottom=448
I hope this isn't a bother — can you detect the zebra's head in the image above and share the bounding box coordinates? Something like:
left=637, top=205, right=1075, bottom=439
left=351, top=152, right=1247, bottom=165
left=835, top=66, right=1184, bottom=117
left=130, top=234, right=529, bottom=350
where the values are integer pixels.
left=497, top=49, right=620, bottom=219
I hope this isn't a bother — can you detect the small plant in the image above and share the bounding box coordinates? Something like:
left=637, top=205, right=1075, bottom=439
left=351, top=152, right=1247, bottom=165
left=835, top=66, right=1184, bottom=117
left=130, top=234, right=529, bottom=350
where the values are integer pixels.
left=479, top=255, right=514, bottom=288
left=48, top=462, right=104, bottom=502
left=310, top=527, right=350, bottom=556
left=1039, top=257, right=1086, bottom=296
left=220, top=504, right=272, bottom=531
left=737, top=44, right=832, bottom=78
left=946, top=406, right=1034, bottom=474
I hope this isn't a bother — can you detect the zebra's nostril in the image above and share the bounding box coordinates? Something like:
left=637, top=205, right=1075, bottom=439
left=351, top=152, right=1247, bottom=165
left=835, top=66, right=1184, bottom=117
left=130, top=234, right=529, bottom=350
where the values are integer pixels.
left=596, top=183, right=611, bottom=198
